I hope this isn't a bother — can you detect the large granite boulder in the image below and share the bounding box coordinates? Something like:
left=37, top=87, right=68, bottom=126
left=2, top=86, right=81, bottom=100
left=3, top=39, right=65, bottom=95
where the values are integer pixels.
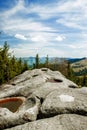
left=40, top=88, right=87, bottom=117
left=0, top=68, right=86, bottom=130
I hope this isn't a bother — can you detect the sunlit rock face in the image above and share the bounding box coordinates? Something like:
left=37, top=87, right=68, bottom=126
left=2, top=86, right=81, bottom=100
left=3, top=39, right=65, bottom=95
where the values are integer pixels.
left=40, top=88, right=87, bottom=117
left=0, top=68, right=87, bottom=130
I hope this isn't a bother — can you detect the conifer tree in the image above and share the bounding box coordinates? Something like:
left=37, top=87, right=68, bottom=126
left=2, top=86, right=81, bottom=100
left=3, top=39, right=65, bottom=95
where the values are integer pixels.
left=35, top=54, right=39, bottom=68
left=0, top=42, right=29, bottom=84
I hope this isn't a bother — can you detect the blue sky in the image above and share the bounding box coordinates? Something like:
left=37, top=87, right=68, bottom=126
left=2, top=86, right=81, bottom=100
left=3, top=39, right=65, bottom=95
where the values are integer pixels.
left=0, top=0, right=87, bottom=57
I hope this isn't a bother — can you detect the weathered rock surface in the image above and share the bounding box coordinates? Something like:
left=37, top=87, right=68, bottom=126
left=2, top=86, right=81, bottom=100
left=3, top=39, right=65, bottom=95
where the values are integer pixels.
left=79, top=87, right=87, bottom=94
left=0, top=68, right=86, bottom=130
left=5, top=114, right=87, bottom=130
left=0, top=96, right=40, bottom=129
left=0, top=68, right=78, bottom=99
left=41, top=88, right=87, bottom=117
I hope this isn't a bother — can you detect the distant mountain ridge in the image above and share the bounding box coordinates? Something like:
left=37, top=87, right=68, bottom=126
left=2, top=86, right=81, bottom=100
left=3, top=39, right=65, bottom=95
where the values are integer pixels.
left=68, top=57, right=86, bottom=63
left=20, top=57, right=87, bottom=76
left=21, top=57, right=86, bottom=67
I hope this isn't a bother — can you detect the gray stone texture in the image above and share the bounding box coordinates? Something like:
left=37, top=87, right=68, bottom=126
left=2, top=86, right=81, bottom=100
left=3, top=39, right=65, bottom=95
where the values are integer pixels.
left=0, top=68, right=86, bottom=130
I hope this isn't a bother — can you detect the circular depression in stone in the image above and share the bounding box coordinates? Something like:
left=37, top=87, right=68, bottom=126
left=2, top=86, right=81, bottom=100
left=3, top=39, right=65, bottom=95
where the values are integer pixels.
left=0, top=97, right=25, bottom=113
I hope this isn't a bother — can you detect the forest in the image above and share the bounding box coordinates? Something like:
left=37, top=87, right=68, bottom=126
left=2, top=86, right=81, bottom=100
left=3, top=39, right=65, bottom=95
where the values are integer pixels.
left=0, top=42, right=29, bottom=84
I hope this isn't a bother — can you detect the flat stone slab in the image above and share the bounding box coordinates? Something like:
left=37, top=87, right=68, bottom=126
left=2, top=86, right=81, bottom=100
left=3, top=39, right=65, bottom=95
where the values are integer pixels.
left=5, top=114, right=87, bottom=130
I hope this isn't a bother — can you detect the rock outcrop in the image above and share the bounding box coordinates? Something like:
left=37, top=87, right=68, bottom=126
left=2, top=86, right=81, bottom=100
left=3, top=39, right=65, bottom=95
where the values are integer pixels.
left=0, top=68, right=87, bottom=130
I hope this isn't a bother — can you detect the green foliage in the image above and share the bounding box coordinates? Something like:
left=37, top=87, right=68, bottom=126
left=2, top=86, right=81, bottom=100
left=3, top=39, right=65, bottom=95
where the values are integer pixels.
left=0, top=42, right=29, bottom=84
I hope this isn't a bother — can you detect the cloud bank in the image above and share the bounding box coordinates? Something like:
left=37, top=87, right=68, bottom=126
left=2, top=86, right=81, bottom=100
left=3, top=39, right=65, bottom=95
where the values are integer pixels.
left=0, top=0, right=87, bottom=57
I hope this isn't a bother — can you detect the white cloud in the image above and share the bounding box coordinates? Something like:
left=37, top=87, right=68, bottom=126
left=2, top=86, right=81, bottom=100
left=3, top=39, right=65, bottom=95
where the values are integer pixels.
left=0, top=0, right=54, bottom=36
left=29, top=32, right=54, bottom=43
left=27, top=0, right=87, bottom=32
left=30, top=35, right=46, bottom=42
left=10, top=43, right=67, bottom=57
left=68, top=43, right=87, bottom=49
left=1, top=18, right=53, bottom=35
left=1, top=0, right=87, bottom=58
left=10, top=40, right=87, bottom=58
left=27, top=32, right=66, bottom=45
left=27, top=0, right=87, bottom=19
left=1, top=0, right=87, bottom=35
left=15, top=34, right=27, bottom=40
left=24, top=0, right=87, bottom=30
left=55, top=35, right=66, bottom=42
left=68, top=45, right=77, bottom=49
left=55, top=0, right=87, bottom=30
left=56, top=14, right=87, bottom=30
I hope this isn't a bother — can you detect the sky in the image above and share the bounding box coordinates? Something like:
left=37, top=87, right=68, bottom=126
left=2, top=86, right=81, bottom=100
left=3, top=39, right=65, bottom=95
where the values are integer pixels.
left=0, top=0, right=87, bottom=58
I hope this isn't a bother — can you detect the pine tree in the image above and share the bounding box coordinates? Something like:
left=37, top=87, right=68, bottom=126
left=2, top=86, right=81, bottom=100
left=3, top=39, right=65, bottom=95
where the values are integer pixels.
left=2, top=42, right=10, bottom=82
left=35, top=54, right=39, bottom=68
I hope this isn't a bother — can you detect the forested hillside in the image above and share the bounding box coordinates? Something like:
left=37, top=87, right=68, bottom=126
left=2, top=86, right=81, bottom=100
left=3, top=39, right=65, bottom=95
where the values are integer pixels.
left=71, top=58, right=87, bottom=76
